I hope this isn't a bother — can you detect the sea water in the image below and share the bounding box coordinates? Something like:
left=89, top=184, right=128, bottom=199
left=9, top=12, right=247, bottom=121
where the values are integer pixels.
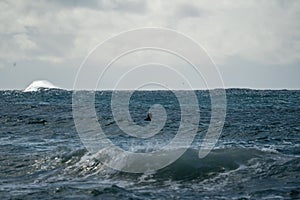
left=0, top=89, right=299, bottom=199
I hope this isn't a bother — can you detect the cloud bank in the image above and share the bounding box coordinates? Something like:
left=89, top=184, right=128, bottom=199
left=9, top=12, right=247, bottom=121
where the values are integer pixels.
left=0, top=0, right=299, bottom=89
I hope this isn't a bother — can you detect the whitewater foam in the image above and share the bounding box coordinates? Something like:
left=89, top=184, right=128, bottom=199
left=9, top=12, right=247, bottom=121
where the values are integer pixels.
left=24, top=80, right=61, bottom=92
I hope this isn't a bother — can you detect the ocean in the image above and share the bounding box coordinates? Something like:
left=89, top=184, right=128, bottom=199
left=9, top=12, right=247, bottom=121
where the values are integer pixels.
left=0, top=89, right=299, bottom=199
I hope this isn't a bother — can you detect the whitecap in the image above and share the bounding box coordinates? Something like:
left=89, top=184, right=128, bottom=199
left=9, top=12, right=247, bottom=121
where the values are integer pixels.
left=24, top=80, right=61, bottom=92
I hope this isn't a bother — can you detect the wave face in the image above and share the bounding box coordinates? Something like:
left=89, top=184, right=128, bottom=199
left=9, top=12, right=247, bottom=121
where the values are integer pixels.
left=0, top=89, right=299, bottom=199
left=24, top=80, right=61, bottom=92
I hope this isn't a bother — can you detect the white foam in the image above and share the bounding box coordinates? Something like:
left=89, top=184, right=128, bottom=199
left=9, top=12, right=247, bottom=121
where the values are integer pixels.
left=24, top=80, right=60, bottom=92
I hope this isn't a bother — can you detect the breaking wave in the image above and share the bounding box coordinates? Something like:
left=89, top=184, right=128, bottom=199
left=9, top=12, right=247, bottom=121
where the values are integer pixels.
left=24, top=80, right=62, bottom=92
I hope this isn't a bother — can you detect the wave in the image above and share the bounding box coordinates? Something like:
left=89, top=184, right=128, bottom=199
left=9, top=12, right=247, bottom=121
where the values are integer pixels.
left=18, top=144, right=299, bottom=200
left=24, top=80, right=62, bottom=92
left=32, top=146, right=288, bottom=183
left=153, top=147, right=278, bottom=181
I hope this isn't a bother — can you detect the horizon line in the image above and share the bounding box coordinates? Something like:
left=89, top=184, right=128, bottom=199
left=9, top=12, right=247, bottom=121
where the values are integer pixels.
left=1, top=87, right=300, bottom=91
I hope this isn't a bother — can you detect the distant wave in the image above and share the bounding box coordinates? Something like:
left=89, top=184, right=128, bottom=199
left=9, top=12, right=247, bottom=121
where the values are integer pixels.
left=24, top=80, right=62, bottom=92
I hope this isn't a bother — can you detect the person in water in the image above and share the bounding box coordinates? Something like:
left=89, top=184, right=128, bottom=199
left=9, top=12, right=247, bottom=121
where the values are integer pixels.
left=145, top=113, right=152, bottom=121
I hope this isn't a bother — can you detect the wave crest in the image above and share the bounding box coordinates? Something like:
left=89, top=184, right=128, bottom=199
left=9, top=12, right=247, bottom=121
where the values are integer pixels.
left=24, top=80, right=61, bottom=92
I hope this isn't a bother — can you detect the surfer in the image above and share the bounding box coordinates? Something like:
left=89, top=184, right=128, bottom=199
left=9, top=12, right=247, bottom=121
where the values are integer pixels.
left=145, top=113, right=152, bottom=121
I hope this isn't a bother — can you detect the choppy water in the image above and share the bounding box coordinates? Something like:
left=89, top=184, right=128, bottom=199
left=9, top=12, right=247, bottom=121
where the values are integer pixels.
left=0, top=89, right=299, bottom=199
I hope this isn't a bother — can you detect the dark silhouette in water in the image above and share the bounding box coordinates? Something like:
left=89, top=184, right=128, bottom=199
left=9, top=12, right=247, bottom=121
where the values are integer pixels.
left=145, top=113, right=152, bottom=121
left=28, top=119, right=47, bottom=125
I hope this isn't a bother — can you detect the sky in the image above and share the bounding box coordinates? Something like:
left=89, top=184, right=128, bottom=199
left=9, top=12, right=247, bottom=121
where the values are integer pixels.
left=0, top=0, right=299, bottom=90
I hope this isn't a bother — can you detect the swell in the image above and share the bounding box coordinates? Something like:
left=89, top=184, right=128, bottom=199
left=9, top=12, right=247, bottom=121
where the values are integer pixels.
left=27, top=145, right=295, bottom=183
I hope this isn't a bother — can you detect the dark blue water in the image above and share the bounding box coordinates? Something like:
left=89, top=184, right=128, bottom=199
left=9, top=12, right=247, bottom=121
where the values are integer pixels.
left=0, top=89, right=299, bottom=199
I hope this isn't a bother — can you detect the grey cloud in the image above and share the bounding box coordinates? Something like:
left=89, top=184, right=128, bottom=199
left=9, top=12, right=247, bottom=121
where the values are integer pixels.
left=175, top=4, right=202, bottom=18
left=108, top=0, right=147, bottom=13
left=51, top=0, right=101, bottom=9
left=0, top=0, right=299, bottom=89
left=31, top=33, right=75, bottom=58
left=50, top=0, right=147, bottom=14
left=276, top=0, right=299, bottom=9
left=24, top=26, right=39, bottom=35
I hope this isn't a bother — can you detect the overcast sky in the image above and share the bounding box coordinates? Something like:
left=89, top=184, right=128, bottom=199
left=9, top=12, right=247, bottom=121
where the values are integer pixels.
left=0, top=0, right=299, bottom=90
